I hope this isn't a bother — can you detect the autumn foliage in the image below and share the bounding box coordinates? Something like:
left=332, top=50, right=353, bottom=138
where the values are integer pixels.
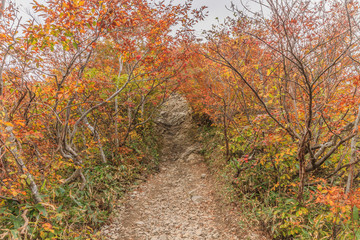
left=3, top=0, right=360, bottom=239
left=181, top=0, right=360, bottom=238
left=0, top=0, right=204, bottom=238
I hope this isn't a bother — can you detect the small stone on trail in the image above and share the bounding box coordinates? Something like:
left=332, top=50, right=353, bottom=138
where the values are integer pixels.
left=130, top=191, right=138, bottom=199
left=201, top=174, right=206, bottom=179
left=191, top=195, right=203, bottom=203
left=213, top=232, right=220, bottom=238
left=159, top=235, right=168, bottom=240
left=188, top=189, right=197, bottom=196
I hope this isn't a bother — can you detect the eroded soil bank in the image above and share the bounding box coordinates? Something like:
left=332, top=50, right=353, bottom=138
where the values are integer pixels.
left=101, top=94, right=265, bottom=239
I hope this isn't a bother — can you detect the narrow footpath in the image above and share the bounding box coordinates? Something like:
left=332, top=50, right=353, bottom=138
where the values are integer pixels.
left=102, top=95, right=265, bottom=240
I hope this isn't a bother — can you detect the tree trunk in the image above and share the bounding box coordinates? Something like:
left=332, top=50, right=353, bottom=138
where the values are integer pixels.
left=114, top=56, right=123, bottom=151
left=223, top=102, right=230, bottom=162
left=297, top=133, right=309, bottom=203
left=345, top=104, right=360, bottom=194
left=114, top=96, right=119, bottom=150
left=298, top=150, right=306, bottom=202
left=60, top=144, right=87, bottom=189
left=5, top=125, right=42, bottom=203
left=0, top=0, right=5, bottom=18
left=81, top=111, right=107, bottom=163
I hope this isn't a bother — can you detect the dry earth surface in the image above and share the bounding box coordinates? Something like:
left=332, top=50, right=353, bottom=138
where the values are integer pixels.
left=101, top=95, right=267, bottom=240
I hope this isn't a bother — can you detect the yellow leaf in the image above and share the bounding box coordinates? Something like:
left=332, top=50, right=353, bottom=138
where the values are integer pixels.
left=20, top=174, right=27, bottom=179
left=42, top=223, right=54, bottom=233
left=4, top=122, right=13, bottom=127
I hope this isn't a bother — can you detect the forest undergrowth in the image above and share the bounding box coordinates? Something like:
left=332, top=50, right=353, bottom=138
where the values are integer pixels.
left=198, top=122, right=360, bottom=239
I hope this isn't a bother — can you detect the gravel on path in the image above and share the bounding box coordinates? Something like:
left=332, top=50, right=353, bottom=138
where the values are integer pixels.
left=101, top=94, right=266, bottom=240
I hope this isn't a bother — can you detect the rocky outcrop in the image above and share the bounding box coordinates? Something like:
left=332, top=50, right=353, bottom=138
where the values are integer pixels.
left=154, top=94, right=199, bottom=162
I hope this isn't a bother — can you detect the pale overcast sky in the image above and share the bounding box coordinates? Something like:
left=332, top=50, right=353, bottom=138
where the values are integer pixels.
left=14, top=0, right=236, bottom=34
left=171, top=0, right=235, bottom=33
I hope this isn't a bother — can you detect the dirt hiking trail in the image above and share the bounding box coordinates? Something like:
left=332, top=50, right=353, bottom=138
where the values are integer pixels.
left=101, top=95, right=266, bottom=240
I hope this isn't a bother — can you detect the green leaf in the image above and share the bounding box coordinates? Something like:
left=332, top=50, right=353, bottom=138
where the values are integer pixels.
left=353, top=205, right=359, bottom=221
left=73, top=41, right=78, bottom=50
left=356, top=229, right=360, bottom=239
left=40, top=179, right=47, bottom=191
left=35, top=204, right=47, bottom=217
left=12, top=216, right=24, bottom=229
